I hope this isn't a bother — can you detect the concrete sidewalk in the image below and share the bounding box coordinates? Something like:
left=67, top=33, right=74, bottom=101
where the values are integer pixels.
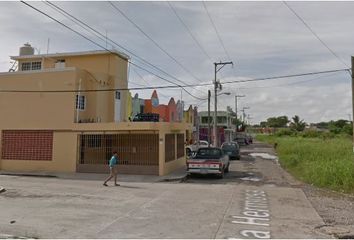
left=0, top=166, right=187, bottom=183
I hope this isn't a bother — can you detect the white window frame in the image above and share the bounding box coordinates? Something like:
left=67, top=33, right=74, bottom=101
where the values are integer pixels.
left=76, top=95, right=86, bottom=111
left=21, top=61, right=42, bottom=71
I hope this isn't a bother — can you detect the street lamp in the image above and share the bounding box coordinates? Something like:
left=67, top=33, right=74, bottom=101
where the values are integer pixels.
left=208, top=91, right=231, bottom=147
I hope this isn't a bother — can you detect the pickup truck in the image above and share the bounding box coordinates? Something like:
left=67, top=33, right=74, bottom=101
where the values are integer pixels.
left=186, top=147, right=230, bottom=178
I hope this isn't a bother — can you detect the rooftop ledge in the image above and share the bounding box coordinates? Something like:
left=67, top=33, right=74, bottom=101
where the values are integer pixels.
left=73, top=121, right=193, bottom=132
left=10, top=50, right=130, bottom=61
left=0, top=67, right=77, bottom=76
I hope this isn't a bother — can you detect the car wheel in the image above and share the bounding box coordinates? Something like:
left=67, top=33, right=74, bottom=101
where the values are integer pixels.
left=236, top=156, right=240, bottom=160
left=218, top=169, right=224, bottom=179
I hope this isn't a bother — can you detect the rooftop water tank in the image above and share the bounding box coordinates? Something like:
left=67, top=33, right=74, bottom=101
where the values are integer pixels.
left=19, top=43, right=34, bottom=56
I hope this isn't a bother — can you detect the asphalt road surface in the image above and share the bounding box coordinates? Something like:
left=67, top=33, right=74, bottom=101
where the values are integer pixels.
left=0, top=142, right=336, bottom=238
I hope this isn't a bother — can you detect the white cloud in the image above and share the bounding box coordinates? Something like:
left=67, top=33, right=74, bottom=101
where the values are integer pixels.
left=0, top=1, right=353, bottom=123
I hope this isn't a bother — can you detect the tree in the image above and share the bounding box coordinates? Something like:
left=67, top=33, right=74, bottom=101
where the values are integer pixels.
left=342, top=123, right=353, bottom=136
left=266, top=116, right=289, bottom=128
left=232, top=118, right=245, bottom=132
left=290, top=115, right=306, bottom=132
left=260, top=121, right=267, bottom=128
left=315, top=122, right=329, bottom=129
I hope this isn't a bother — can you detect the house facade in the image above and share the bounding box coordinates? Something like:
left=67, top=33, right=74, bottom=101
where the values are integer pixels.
left=198, top=111, right=236, bottom=144
left=0, top=44, right=190, bottom=175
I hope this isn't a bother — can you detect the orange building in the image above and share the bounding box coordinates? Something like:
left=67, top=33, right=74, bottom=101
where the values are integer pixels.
left=157, top=105, right=169, bottom=122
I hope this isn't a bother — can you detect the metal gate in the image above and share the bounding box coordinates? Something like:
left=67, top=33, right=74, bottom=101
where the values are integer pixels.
left=77, top=133, right=159, bottom=174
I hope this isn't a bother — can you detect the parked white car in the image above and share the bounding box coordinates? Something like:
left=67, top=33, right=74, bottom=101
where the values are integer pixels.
left=186, top=140, right=210, bottom=156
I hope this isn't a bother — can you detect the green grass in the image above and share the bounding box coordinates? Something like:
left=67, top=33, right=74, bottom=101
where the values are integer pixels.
left=256, top=134, right=354, bottom=193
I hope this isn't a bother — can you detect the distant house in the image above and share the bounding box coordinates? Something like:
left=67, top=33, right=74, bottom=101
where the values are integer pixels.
left=168, top=98, right=177, bottom=122
left=198, top=111, right=236, bottom=144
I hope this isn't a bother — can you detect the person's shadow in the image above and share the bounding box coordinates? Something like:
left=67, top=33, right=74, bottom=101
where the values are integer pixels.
left=117, top=185, right=144, bottom=189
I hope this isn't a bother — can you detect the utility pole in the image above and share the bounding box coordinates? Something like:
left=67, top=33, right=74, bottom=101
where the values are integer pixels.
left=235, top=95, right=245, bottom=132
left=214, top=61, right=233, bottom=147
left=208, top=90, right=211, bottom=147
left=351, top=56, right=354, bottom=153
left=241, top=106, right=250, bottom=123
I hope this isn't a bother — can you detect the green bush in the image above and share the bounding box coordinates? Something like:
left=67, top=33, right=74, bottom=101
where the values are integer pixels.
left=320, top=131, right=336, bottom=139
left=300, top=130, right=322, bottom=138
left=342, top=124, right=353, bottom=136
left=275, top=128, right=295, bottom=137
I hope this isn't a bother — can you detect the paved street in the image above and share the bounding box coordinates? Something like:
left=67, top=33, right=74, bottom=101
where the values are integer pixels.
left=0, top=143, right=333, bottom=238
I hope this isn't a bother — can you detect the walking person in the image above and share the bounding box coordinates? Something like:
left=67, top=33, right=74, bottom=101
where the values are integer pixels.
left=103, top=151, right=120, bottom=186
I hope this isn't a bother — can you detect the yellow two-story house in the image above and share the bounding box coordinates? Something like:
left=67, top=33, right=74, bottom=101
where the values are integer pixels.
left=0, top=44, right=190, bottom=175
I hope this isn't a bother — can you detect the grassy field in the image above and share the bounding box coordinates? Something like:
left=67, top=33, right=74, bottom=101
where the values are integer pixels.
left=257, top=135, right=354, bottom=193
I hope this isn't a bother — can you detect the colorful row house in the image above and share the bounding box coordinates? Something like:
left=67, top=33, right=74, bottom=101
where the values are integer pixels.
left=125, top=89, right=199, bottom=143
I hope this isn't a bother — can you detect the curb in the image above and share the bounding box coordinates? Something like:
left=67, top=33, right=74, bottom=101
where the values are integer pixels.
left=0, top=173, right=57, bottom=178
left=159, top=174, right=187, bottom=182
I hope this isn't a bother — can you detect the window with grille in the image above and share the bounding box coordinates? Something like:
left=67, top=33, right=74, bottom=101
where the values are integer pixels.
left=21, top=62, right=31, bottom=71
left=76, top=95, right=86, bottom=110
left=115, top=91, right=121, bottom=100
left=201, top=116, right=212, bottom=124
left=31, top=61, right=42, bottom=70
left=21, top=61, right=42, bottom=71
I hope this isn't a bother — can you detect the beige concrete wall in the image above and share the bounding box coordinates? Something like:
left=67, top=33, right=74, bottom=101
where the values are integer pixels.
left=17, top=53, right=128, bottom=123
left=0, top=132, right=77, bottom=173
left=158, top=132, right=165, bottom=176
left=157, top=126, right=187, bottom=176
left=0, top=122, right=190, bottom=175
left=162, top=130, right=186, bottom=176
left=75, top=70, right=115, bottom=123
left=67, top=54, right=127, bottom=122
left=0, top=69, right=77, bottom=129
left=163, top=157, right=186, bottom=176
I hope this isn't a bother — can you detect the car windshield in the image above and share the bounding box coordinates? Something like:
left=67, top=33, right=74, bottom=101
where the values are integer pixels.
left=195, top=148, right=222, bottom=159
left=222, top=144, right=236, bottom=151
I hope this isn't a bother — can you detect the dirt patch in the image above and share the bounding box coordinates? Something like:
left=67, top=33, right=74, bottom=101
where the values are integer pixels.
left=303, top=184, right=354, bottom=237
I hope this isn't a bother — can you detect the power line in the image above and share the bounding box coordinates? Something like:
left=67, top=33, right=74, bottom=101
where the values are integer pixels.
left=168, top=1, right=213, bottom=62
left=283, top=1, right=350, bottom=71
left=221, top=68, right=350, bottom=85
left=109, top=1, right=203, bottom=83
left=2, top=68, right=350, bottom=93
left=22, top=1, right=205, bottom=100
left=237, top=71, right=342, bottom=90
left=44, top=1, right=200, bottom=88
left=132, top=68, right=173, bottom=99
left=45, top=1, right=208, bottom=99
left=21, top=1, right=112, bottom=56
left=202, top=1, right=232, bottom=62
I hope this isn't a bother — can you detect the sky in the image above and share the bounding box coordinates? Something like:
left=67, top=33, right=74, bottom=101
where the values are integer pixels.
left=0, top=1, right=353, bottom=124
